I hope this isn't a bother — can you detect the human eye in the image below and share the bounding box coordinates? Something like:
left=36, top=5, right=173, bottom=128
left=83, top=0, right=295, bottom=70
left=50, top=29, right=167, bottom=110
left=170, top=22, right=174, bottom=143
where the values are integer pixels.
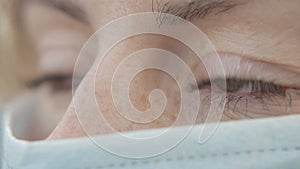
left=26, top=74, right=82, bottom=92
left=21, top=0, right=92, bottom=93
left=195, top=55, right=300, bottom=121
left=14, top=0, right=93, bottom=139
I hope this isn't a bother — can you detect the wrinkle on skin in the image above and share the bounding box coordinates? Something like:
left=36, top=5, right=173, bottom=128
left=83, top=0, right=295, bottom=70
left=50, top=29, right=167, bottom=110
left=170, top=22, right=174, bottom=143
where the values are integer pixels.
left=195, top=0, right=300, bottom=70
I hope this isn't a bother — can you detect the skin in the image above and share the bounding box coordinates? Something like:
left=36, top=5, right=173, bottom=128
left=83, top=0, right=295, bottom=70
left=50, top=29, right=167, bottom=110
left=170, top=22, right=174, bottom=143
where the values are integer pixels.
left=20, top=0, right=300, bottom=140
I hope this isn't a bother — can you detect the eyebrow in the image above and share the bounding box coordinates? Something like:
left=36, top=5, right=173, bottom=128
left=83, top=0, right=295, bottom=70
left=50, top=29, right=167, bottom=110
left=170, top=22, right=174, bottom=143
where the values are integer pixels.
left=39, top=0, right=87, bottom=23
left=154, top=0, right=248, bottom=21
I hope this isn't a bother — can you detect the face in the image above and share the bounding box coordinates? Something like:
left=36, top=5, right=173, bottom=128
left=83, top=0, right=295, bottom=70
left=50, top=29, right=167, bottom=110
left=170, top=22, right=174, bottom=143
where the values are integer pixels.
left=20, top=0, right=300, bottom=140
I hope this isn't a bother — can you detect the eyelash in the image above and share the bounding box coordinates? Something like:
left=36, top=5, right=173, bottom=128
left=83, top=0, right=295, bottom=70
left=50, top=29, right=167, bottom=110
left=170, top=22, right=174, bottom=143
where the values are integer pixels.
left=197, top=78, right=293, bottom=115
left=200, top=78, right=287, bottom=96
left=27, top=74, right=74, bottom=92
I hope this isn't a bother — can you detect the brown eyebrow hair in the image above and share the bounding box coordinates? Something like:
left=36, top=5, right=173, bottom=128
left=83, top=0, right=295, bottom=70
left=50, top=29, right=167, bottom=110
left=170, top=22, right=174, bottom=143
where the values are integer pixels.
left=153, top=0, right=248, bottom=21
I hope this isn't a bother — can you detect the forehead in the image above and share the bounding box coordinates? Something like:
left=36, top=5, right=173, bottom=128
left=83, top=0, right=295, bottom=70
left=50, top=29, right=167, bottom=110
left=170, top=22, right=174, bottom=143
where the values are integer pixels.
left=37, top=0, right=300, bottom=24
left=23, top=0, right=300, bottom=72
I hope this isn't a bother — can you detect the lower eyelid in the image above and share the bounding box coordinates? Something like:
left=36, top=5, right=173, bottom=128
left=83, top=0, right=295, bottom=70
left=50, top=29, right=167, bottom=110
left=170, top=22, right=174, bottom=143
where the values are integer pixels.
left=198, top=86, right=300, bottom=118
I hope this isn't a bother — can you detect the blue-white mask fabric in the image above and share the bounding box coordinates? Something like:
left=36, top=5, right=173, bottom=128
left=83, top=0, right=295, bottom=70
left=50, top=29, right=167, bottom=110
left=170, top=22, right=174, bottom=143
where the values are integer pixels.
left=1, top=105, right=300, bottom=169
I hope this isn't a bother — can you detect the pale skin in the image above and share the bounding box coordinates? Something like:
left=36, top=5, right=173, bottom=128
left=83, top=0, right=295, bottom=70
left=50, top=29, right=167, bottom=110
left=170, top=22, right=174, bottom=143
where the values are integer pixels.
left=20, top=0, right=300, bottom=140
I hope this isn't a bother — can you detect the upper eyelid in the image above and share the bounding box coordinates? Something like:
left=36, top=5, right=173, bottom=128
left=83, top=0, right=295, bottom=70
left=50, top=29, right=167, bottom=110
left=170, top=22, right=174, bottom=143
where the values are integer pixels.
left=201, top=53, right=300, bottom=88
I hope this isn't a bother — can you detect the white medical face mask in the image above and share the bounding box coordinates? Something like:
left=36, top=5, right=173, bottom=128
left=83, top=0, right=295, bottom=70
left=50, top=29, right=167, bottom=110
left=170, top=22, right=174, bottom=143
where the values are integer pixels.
left=1, top=97, right=300, bottom=169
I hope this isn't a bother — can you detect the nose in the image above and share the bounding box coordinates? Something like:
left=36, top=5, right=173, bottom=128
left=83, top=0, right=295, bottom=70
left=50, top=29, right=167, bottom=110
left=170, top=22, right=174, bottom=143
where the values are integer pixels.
left=47, top=35, right=184, bottom=140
